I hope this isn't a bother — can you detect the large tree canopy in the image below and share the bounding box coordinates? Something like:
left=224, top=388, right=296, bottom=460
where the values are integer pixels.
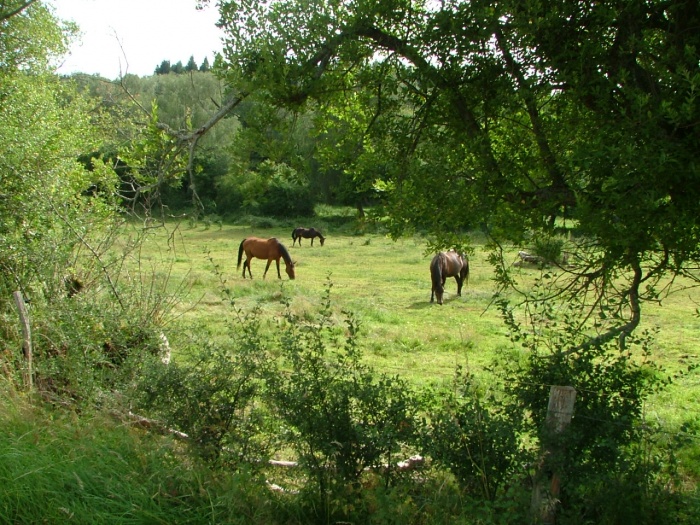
left=205, top=0, right=700, bottom=346
left=0, top=2, right=118, bottom=303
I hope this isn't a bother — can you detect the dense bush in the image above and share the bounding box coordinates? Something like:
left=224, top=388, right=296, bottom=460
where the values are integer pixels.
left=215, top=160, right=316, bottom=218
left=265, top=295, right=420, bottom=519
left=135, top=312, right=276, bottom=466
left=259, top=177, right=315, bottom=218
left=530, top=234, right=566, bottom=264
left=494, top=292, right=685, bottom=524
left=21, top=279, right=172, bottom=406
left=421, top=367, right=532, bottom=501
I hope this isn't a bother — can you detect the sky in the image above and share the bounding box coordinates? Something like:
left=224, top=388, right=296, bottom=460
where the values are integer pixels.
left=50, top=0, right=225, bottom=79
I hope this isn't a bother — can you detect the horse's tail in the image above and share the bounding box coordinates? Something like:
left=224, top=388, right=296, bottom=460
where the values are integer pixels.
left=237, top=239, right=246, bottom=269
left=291, top=228, right=297, bottom=241
left=463, top=254, right=470, bottom=287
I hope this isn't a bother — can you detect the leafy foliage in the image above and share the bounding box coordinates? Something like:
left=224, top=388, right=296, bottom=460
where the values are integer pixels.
left=209, top=0, right=700, bottom=349
left=493, top=292, right=678, bottom=522
left=216, top=159, right=315, bottom=217
left=136, top=314, right=274, bottom=466
left=264, top=287, right=420, bottom=515
left=0, top=71, right=116, bottom=305
left=422, top=367, right=532, bottom=501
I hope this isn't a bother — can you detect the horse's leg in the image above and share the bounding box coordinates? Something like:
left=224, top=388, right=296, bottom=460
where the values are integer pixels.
left=275, top=258, right=282, bottom=279
left=456, top=276, right=463, bottom=296
left=243, top=259, right=253, bottom=279
left=263, top=259, right=272, bottom=279
left=311, top=237, right=314, bottom=246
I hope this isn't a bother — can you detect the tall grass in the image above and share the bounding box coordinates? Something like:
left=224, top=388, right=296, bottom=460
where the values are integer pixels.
left=0, top=387, right=297, bottom=524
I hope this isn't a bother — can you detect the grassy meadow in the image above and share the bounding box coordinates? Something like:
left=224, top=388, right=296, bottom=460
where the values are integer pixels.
left=157, top=222, right=504, bottom=387
left=138, top=213, right=700, bottom=453
left=3, top=211, right=699, bottom=524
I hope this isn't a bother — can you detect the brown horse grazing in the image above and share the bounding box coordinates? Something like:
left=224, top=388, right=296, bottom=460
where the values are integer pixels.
left=430, top=250, right=469, bottom=305
left=292, top=227, right=325, bottom=247
left=237, top=237, right=295, bottom=280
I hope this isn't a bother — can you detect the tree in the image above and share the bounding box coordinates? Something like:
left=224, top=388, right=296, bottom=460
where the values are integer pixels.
left=154, top=59, right=171, bottom=75
left=0, top=1, right=118, bottom=304
left=205, top=0, right=700, bottom=349
left=199, top=56, right=210, bottom=72
left=185, top=55, right=198, bottom=72
left=113, top=70, right=240, bottom=211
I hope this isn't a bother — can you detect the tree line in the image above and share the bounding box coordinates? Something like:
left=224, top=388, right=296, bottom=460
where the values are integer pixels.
left=153, top=55, right=211, bottom=75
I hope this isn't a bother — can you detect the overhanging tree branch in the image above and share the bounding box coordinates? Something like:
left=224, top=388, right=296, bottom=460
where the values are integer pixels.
left=0, top=0, right=37, bottom=22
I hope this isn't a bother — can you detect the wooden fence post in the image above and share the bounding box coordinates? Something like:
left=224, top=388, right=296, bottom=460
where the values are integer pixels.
left=13, top=291, right=33, bottom=390
left=531, top=385, right=576, bottom=524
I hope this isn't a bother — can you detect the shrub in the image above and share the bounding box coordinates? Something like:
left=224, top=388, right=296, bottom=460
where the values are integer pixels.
left=135, top=311, right=275, bottom=467
left=215, top=161, right=316, bottom=218
left=17, top=285, right=171, bottom=406
left=263, top=287, right=422, bottom=520
left=421, top=367, right=532, bottom=501
left=259, top=177, right=316, bottom=218
left=494, top=294, right=678, bottom=523
left=530, top=234, right=565, bottom=264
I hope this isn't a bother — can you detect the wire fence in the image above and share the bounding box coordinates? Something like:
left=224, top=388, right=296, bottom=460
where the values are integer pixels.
left=377, top=362, right=700, bottom=443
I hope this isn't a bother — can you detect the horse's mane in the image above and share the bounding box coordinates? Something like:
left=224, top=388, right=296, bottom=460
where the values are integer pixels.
left=430, top=253, right=444, bottom=292
left=277, top=240, right=293, bottom=266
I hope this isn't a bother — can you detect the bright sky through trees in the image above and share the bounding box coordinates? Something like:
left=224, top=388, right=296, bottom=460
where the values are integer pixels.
left=50, top=0, right=224, bottom=78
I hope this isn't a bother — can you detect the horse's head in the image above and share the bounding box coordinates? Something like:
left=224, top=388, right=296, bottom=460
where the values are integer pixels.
left=319, top=236, right=325, bottom=246
left=434, top=289, right=444, bottom=305
left=286, top=260, right=296, bottom=280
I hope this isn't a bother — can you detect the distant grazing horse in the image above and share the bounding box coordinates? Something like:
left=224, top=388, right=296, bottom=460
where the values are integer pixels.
left=237, top=237, right=295, bottom=280
left=430, top=250, right=469, bottom=305
left=292, top=227, right=325, bottom=247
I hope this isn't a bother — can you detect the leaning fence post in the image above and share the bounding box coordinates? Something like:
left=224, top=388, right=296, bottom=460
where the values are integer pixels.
left=531, top=385, right=576, bottom=524
left=12, top=291, right=33, bottom=390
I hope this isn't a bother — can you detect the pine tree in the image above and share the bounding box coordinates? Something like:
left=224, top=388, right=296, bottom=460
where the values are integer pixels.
left=154, top=60, right=171, bottom=75
left=185, top=55, right=197, bottom=72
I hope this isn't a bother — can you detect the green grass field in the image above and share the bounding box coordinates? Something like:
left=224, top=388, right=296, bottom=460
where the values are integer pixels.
left=140, top=217, right=700, bottom=448
left=3, top=215, right=699, bottom=524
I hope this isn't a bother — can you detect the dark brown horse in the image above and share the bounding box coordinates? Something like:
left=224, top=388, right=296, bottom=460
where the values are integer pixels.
left=237, top=237, right=295, bottom=279
left=430, top=250, right=469, bottom=304
left=292, top=227, right=325, bottom=247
